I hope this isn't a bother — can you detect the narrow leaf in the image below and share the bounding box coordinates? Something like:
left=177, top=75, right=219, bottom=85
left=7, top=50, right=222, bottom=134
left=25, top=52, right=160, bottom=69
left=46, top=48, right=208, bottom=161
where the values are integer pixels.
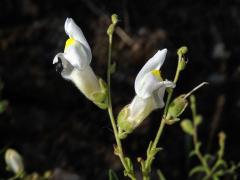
left=189, top=166, right=205, bottom=177
left=108, top=169, right=119, bottom=180
left=157, top=169, right=166, bottom=180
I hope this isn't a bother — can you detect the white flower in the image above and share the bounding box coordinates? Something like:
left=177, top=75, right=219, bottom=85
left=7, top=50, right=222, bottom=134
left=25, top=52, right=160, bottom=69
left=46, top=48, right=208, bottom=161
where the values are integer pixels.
left=118, top=49, right=175, bottom=137
left=53, top=18, right=107, bottom=109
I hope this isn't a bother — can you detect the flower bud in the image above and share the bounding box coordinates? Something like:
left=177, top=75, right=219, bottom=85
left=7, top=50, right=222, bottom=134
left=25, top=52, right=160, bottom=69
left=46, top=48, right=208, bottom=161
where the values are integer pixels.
left=111, top=14, right=118, bottom=25
left=177, top=46, right=188, bottom=71
left=5, top=149, right=24, bottom=174
left=180, top=119, right=194, bottom=135
left=177, top=46, right=188, bottom=56
left=167, top=94, right=188, bottom=119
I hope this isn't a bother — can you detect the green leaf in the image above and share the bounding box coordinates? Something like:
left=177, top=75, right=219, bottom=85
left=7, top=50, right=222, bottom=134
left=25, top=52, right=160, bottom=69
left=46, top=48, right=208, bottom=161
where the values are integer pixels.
left=180, top=119, right=194, bottom=135
left=203, top=154, right=212, bottom=163
left=148, top=147, right=163, bottom=158
left=189, top=150, right=197, bottom=158
left=213, top=175, right=220, bottom=180
left=189, top=165, right=205, bottom=177
left=214, top=170, right=225, bottom=177
left=108, top=169, right=119, bottom=180
left=195, top=142, right=202, bottom=151
left=215, top=159, right=227, bottom=169
left=147, top=141, right=153, bottom=157
left=157, top=169, right=166, bottom=180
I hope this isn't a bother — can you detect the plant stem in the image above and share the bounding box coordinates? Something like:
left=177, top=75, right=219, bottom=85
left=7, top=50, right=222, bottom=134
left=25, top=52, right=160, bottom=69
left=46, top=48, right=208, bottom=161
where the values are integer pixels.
left=191, top=100, right=211, bottom=176
left=107, top=34, right=136, bottom=180
left=143, top=58, right=182, bottom=178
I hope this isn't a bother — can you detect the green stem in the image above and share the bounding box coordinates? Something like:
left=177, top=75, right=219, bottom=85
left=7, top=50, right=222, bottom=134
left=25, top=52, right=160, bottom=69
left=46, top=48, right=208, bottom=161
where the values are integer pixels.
left=191, top=101, right=211, bottom=177
left=193, top=130, right=211, bottom=175
left=143, top=59, right=182, bottom=178
left=107, top=34, right=136, bottom=180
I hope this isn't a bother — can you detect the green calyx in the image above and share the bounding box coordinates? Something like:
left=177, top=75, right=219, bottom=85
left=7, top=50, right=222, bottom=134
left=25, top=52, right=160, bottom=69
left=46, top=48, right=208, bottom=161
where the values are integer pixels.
left=167, top=94, right=188, bottom=119
left=117, top=106, right=134, bottom=139
left=91, top=78, right=108, bottom=109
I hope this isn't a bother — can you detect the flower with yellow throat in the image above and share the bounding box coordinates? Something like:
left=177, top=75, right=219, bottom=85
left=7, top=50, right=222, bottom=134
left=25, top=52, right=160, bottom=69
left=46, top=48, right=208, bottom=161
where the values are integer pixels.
left=53, top=18, right=107, bottom=109
left=117, top=49, right=175, bottom=138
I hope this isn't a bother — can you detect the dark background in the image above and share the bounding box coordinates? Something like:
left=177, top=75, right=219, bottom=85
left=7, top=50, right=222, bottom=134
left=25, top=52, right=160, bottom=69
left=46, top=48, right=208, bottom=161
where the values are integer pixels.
left=0, top=0, right=240, bottom=179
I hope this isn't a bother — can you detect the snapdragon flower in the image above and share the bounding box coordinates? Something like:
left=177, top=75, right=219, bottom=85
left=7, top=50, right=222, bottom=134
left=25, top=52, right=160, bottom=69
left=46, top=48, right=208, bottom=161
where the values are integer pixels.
left=53, top=18, right=107, bottom=109
left=117, top=49, right=175, bottom=138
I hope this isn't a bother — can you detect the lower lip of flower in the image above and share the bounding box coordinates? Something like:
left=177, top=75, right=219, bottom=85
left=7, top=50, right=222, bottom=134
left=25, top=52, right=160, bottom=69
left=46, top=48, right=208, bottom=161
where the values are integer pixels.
left=55, top=58, right=63, bottom=73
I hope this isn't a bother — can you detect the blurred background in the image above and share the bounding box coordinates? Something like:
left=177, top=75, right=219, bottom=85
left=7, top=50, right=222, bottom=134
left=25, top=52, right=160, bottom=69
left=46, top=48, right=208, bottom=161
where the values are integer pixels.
left=0, top=0, right=240, bottom=179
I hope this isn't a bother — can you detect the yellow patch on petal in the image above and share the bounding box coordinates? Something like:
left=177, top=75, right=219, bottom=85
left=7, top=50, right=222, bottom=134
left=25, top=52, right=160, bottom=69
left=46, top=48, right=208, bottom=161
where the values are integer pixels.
left=64, top=38, right=75, bottom=50
left=151, top=69, right=163, bottom=81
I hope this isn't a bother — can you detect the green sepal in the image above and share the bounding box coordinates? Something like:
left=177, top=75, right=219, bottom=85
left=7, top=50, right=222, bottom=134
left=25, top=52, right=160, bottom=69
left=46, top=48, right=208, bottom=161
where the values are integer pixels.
left=94, top=101, right=108, bottom=110
left=91, top=78, right=108, bottom=110
left=137, top=157, right=145, bottom=171
left=147, top=141, right=153, bottom=157
left=92, top=91, right=106, bottom=103
left=165, top=118, right=180, bottom=125
left=99, top=78, right=108, bottom=92
left=117, top=106, right=134, bottom=138
left=123, top=157, right=134, bottom=177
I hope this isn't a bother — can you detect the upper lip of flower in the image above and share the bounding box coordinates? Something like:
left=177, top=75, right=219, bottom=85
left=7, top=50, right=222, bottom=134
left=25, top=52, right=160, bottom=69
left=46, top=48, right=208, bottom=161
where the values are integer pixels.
left=53, top=18, right=93, bottom=76
left=134, top=49, right=175, bottom=99
left=64, top=18, right=92, bottom=61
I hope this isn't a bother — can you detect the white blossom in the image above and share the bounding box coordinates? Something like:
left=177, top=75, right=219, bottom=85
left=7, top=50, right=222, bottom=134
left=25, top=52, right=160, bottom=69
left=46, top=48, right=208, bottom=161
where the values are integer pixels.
left=53, top=18, right=107, bottom=109
left=118, top=49, right=175, bottom=136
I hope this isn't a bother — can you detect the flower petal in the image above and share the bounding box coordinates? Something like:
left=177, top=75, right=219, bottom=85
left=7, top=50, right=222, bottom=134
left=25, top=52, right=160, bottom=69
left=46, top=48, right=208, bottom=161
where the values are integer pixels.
left=152, top=80, right=175, bottom=108
left=64, top=41, right=90, bottom=70
left=135, top=49, right=167, bottom=96
left=64, top=18, right=92, bottom=62
left=53, top=53, right=74, bottom=80
left=136, top=72, right=160, bottom=98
